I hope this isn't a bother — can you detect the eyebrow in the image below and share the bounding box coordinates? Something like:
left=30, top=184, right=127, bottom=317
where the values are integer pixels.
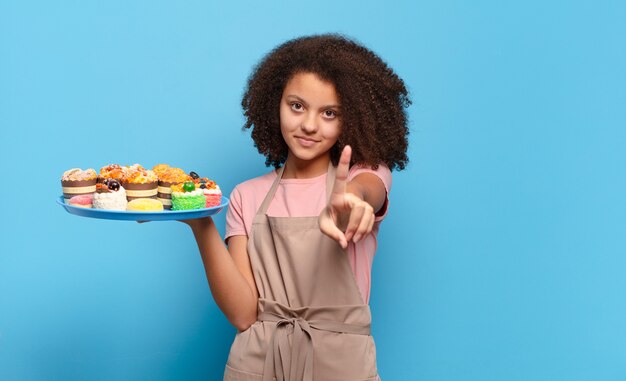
left=285, top=95, right=341, bottom=110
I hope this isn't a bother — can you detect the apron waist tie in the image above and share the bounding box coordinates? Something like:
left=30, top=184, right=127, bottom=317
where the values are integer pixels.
left=259, top=310, right=370, bottom=381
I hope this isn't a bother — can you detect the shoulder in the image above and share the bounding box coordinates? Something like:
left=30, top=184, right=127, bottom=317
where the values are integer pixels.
left=225, top=169, right=278, bottom=239
left=229, top=169, right=278, bottom=206
left=232, top=169, right=277, bottom=195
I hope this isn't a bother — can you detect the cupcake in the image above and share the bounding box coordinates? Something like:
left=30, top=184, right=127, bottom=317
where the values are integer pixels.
left=122, top=164, right=158, bottom=202
left=152, top=164, right=172, bottom=179
left=198, top=178, right=222, bottom=207
left=61, top=168, right=97, bottom=202
left=189, top=172, right=222, bottom=208
left=171, top=181, right=206, bottom=211
left=153, top=164, right=191, bottom=210
left=93, top=179, right=128, bottom=210
left=98, top=164, right=127, bottom=183
left=68, top=194, right=94, bottom=208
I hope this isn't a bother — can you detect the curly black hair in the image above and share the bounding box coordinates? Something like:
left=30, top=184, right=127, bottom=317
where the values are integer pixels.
left=242, top=34, right=411, bottom=171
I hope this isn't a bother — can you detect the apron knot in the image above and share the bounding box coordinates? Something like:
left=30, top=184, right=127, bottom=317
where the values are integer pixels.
left=258, top=300, right=372, bottom=381
left=263, top=317, right=314, bottom=381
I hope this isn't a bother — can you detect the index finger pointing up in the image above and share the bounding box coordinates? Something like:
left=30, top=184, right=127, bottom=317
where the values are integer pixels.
left=331, top=145, right=352, bottom=201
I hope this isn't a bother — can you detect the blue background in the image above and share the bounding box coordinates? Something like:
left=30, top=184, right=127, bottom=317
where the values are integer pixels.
left=1, top=0, right=625, bottom=380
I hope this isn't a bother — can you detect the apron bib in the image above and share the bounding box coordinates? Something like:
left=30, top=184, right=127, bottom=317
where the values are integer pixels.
left=224, top=164, right=380, bottom=381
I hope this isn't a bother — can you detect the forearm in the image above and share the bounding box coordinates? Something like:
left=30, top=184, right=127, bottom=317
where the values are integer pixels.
left=346, top=173, right=386, bottom=214
left=189, top=219, right=258, bottom=330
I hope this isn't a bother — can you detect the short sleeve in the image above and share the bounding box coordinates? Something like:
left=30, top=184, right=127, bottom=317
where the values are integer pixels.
left=225, top=186, right=247, bottom=241
left=348, top=164, right=392, bottom=221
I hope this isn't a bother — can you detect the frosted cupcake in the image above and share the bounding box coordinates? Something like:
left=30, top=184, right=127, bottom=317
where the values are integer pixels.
left=198, top=179, right=222, bottom=207
left=61, top=168, right=97, bottom=202
left=122, top=164, right=158, bottom=202
left=171, top=181, right=206, bottom=211
left=93, top=179, right=128, bottom=210
left=189, top=172, right=222, bottom=208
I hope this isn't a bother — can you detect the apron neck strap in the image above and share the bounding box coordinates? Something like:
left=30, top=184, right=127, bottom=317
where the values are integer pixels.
left=257, top=161, right=336, bottom=216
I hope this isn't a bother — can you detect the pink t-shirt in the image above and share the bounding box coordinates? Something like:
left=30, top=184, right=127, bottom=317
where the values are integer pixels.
left=225, top=165, right=392, bottom=304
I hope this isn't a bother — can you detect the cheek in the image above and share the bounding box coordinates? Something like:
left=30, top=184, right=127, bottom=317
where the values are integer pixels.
left=325, top=121, right=342, bottom=140
left=279, top=106, right=298, bottom=131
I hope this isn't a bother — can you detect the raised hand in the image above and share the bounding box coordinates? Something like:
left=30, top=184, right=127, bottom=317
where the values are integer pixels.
left=319, top=145, right=375, bottom=249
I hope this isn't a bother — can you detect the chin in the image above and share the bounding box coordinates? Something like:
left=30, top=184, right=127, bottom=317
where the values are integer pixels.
left=289, top=148, right=322, bottom=161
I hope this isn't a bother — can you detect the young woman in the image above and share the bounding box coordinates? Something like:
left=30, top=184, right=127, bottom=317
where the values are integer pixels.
left=185, top=34, right=410, bottom=381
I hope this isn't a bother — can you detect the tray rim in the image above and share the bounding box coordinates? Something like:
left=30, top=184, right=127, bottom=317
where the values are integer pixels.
left=57, top=195, right=229, bottom=221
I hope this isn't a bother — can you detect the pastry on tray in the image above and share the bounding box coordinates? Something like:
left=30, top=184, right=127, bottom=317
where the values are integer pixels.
left=189, top=171, right=222, bottom=208
left=61, top=164, right=223, bottom=214
left=122, top=164, right=158, bottom=202
left=153, top=164, right=192, bottom=209
left=93, top=179, right=128, bottom=211
left=61, top=168, right=97, bottom=202
left=127, top=198, right=164, bottom=211
left=171, top=181, right=206, bottom=211
left=68, top=194, right=94, bottom=208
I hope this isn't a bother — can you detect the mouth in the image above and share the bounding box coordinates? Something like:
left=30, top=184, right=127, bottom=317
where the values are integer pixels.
left=295, top=136, right=319, bottom=143
left=295, top=136, right=319, bottom=147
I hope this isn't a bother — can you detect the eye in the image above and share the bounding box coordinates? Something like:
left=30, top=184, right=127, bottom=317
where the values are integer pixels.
left=290, top=102, right=304, bottom=111
left=323, top=109, right=337, bottom=119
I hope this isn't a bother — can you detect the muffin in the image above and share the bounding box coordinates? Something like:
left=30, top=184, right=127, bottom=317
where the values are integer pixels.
left=61, top=168, right=97, bottom=202
left=97, top=164, right=127, bottom=183
left=153, top=164, right=191, bottom=210
left=122, top=164, right=158, bottom=202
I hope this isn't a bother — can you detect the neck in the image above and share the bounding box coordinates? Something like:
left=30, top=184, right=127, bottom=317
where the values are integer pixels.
left=282, top=153, right=330, bottom=179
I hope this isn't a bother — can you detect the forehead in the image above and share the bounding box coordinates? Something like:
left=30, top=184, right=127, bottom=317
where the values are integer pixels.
left=283, top=72, right=339, bottom=104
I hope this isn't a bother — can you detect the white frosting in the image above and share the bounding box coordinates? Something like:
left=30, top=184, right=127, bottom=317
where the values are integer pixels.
left=93, top=186, right=128, bottom=210
left=203, top=185, right=222, bottom=195
left=172, top=189, right=203, bottom=198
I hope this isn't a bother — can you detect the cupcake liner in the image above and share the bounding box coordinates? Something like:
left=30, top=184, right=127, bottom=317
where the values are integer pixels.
left=123, top=181, right=158, bottom=201
left=61, top=179, right=97, bottom=201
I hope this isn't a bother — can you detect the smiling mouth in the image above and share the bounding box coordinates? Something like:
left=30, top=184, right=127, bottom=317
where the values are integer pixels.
left=295, top=136, right=319, bottom=142
left=295, top=136, right=319, bottom=147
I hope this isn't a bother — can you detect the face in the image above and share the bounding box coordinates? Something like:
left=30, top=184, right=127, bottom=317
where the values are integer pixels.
left=280, top=72, right=341, bottom=171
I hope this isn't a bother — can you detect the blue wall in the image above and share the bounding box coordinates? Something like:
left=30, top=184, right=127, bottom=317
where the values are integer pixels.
left=1, top=1, right=625, bottom=380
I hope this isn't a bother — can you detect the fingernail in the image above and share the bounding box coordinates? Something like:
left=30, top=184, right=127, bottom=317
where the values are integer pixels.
left=353, top=234, right=361, bottom=243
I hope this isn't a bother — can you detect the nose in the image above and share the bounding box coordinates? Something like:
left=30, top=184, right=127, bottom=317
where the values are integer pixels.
left=300, top=112, right=318, bottom=134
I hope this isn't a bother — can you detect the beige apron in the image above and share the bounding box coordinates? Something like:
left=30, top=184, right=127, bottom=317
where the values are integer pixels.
left=224, top=164, right=380, bottom=381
